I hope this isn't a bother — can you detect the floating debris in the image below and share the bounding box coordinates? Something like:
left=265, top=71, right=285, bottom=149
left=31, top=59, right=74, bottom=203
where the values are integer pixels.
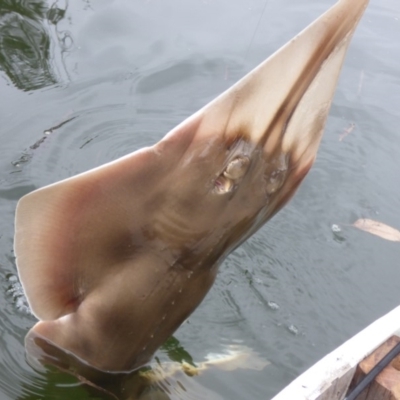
left=287, top=324, right=299, bottom=335
left=331, top=224, right=346, bottom=242
left=353, top=218, right=400, bottom=242
left=267, top=301, right=280, bottom=311
left=339, top=122, right=355, bottom=142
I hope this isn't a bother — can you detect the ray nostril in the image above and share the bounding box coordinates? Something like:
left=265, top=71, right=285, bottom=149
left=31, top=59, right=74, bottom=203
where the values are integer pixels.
left=214, top=175, right=234, bottom=194
left=223, top=156, right=250, bottom=180
left=214, top=155, right=250, bottom=194
left=265, top=154, right=288, bottom=194
left=266, top=169, right=287, bottom=194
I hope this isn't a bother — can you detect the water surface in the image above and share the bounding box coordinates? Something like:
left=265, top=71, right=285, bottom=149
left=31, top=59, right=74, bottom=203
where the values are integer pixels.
left=1, top=0, right=399, bottom=398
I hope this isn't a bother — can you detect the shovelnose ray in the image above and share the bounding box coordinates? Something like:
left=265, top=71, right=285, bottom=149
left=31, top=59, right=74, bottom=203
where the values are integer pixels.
left=15, top=0, right=368, bottom=375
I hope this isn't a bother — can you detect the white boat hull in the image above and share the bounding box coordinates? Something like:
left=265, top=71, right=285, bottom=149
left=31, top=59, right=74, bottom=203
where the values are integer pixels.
left=272, top=306, right=400, bottom=400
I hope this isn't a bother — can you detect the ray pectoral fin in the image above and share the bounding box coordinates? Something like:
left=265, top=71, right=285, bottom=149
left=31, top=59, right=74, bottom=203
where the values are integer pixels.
left=25, top=325, right=126, bottom=400
left=14, top=145, right=162, bottom=321
left=25, top=321, right=75, bottom=372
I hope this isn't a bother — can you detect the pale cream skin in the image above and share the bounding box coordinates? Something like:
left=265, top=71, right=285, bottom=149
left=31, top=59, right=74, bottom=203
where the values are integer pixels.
left=15, top=0, right=368, bottom=376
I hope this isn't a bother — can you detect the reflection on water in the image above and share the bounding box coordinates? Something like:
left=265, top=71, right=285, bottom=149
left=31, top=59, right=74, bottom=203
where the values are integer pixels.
left=0, top=0, right=69, bottom=91
left=1, top=0, right=399, bottom=399
left=19, top=331, right=264, bottom=400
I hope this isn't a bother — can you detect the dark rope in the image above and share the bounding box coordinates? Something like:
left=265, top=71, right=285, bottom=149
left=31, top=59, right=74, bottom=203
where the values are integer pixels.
left=344, top=341, right=400, bottom=400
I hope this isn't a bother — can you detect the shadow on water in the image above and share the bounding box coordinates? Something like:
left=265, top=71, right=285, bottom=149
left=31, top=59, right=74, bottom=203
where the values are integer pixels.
left=0, top=0, right=69, bottom=91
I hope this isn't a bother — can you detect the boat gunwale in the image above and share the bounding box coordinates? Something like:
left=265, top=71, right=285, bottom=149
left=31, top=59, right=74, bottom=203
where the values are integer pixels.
left=271, top=305, right=400, bottom=400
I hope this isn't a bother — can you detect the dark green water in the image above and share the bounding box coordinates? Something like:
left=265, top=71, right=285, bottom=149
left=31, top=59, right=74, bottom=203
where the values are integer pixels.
left=0, top=0, right=399, bottom=398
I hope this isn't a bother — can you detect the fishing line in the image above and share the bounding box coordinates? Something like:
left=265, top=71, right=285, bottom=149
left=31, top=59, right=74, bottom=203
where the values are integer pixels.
left=245, top=0, right=270, bottom=61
